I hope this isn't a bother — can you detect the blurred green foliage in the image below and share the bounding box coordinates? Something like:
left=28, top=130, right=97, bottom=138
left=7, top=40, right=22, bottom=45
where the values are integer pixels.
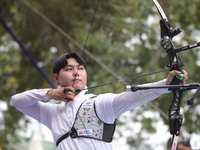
left=0, top=0, right=200, bottom=149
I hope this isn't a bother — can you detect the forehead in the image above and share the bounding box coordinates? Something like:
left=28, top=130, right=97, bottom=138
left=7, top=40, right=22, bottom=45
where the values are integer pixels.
left=66, top=58, right=79, bottom=65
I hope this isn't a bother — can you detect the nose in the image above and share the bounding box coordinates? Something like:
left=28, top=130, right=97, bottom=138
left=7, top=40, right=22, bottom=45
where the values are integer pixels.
left=73, top=68, right=79, bottom=76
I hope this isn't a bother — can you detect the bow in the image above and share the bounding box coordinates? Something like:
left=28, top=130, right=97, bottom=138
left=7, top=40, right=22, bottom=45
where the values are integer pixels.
left=153, top=0, right=200, bottom=149
left=124, top=0, right=200, bottom=148
left=153, top=0, right=184, bottom=149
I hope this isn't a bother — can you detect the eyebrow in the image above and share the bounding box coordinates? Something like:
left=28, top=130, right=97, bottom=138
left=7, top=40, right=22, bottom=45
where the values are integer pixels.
left=66, top=65, right=83, bottom=67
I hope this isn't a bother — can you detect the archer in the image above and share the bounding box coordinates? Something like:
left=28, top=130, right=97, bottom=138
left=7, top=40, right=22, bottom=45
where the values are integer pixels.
left=11, top=52, right=188, bottom=150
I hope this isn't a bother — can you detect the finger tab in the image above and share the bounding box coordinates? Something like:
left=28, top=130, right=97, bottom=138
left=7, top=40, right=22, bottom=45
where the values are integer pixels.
left=63, top=88, right=71, bottom=94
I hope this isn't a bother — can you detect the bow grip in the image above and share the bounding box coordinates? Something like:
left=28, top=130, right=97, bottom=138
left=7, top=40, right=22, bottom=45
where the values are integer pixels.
left=170, top=70, right=183, bottom=85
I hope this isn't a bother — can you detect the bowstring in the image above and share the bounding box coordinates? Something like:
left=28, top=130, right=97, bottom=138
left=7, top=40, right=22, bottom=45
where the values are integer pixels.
left=71, top=1, right=100, bottom=150
left=72, top=0, right=100, bottom=88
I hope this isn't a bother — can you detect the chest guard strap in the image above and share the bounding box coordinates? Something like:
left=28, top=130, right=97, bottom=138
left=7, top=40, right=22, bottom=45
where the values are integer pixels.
left=56, top=96, right=116, bottom=147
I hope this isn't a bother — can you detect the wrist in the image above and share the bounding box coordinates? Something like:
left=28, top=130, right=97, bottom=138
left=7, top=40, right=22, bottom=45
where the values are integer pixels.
left=46, top=89, right=54, bottom=99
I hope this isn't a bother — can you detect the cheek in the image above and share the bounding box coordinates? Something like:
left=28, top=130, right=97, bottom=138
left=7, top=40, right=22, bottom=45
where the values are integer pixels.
left=82, top=72, right=87, bottom=82
left=58, top=73, right=72, bottom=85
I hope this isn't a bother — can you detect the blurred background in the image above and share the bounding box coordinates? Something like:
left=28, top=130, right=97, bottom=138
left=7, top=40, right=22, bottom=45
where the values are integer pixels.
left=0, top=0, right=200, bottom=149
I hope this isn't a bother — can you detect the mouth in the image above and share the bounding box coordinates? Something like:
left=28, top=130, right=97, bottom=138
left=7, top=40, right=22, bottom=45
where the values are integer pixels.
left=72, top=79, right=81, bottom=82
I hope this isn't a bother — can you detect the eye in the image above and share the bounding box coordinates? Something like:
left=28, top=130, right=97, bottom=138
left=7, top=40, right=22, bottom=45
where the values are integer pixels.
left=78, top=66, right=84, bottom=70
left=65, top=67, right=72, bottom=71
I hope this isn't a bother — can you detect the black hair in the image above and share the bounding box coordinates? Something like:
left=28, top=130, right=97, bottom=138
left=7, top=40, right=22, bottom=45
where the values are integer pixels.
left=52, top=52, right=86, bottom=74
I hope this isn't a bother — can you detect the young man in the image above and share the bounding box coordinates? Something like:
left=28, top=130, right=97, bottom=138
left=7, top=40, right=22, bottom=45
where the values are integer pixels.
left=11, top=52, right=188, bottom=150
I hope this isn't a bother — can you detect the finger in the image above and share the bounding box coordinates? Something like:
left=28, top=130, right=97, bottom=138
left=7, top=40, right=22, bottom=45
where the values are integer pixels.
left=62, top=93, right=74, bottom=100
left=182, top=69, right=188, bottom=76
left=62, top=90, right=75, bottom=101
left=182, top=70, right=188, bottom=79
left=62, top=97, right=74, bottom=102
left=171, top=70, right=184, bottom=76
left=171, top=70, right=184, bottom=80
left=64, top=90, right=75, bottom=96
left=63, top=88, right=75, bottom=94
left=181, top=70, right=188, bottom=83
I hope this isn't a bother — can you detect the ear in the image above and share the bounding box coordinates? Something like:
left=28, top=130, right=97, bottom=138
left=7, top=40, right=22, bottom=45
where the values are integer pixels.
left=53, top=74, right=59, bottom=84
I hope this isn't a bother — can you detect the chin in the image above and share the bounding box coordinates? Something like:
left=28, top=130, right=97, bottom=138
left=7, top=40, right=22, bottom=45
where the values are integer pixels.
left=73, top=83, right=86, bottom=91
left=74, top=85, right=83, bottom=90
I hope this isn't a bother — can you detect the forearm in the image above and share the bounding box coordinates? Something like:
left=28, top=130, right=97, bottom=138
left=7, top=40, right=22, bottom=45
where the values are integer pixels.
left=11, top=89, right=50, bottom=109
left=113, top=79, right=170, bottom=116
left=11, top=89, right=58, bottom=127
left=136, top=79, right=170, bottom=101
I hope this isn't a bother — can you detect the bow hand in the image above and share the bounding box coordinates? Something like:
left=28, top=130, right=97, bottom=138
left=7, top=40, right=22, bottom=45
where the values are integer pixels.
left=166, top=70, right=188, bottom=85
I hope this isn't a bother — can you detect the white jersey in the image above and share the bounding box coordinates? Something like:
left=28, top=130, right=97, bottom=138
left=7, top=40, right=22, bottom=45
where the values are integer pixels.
left=10, top=79, right=169, bottom=150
